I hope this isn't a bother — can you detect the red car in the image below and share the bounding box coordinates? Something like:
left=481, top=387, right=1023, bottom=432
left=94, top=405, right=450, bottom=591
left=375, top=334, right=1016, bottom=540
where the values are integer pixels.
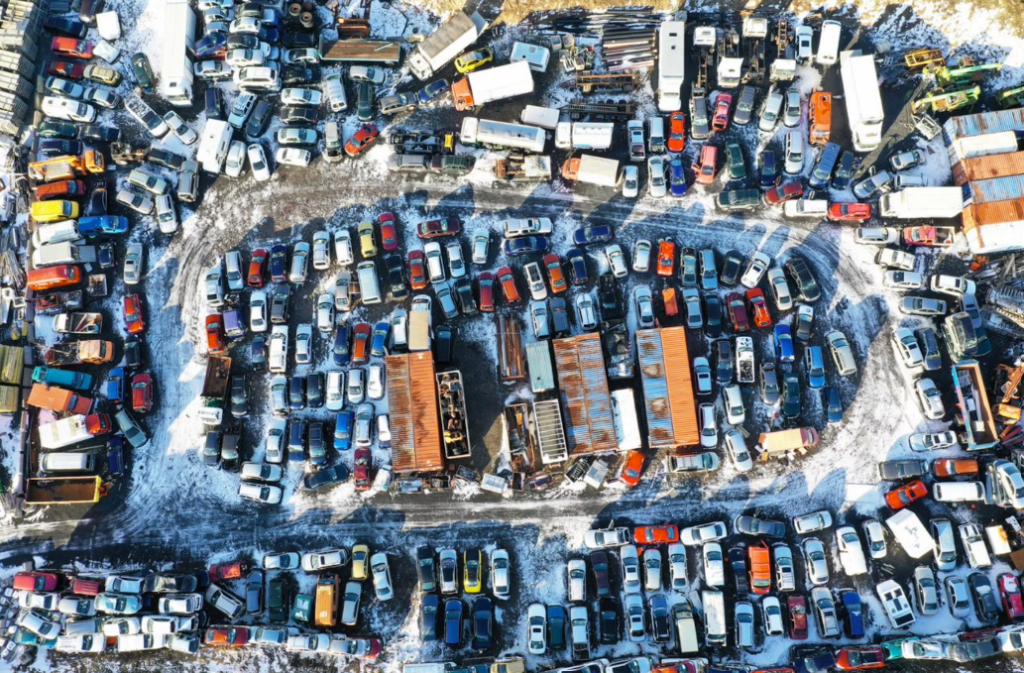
left=787, top=595, right=808, bottom=640
left=712, top=93, right=732, bottom=132
left=657, top=239, right=675, bottom=277
left=746, top=288, right=772, bottom=328
left=496, top=266, right=521, bottom=304
left=204, top=627, right=250, bottom=647
left=378, top=212, right=398, bottom=251
left=662, top=287, right=679, bottom=317
left=667, top=111, right=686, bottom=152
left=131, top=373, right=153, bottom=413
left=765, top=182, right=804, bottom=205
left=417, top=217, right=461, bottom=239
left=51, top=37, right=93, bottom=59
left=208, top=560, right=250, bottom=582
left=248, top=249, right=267, bottom=288
left=885, top=479, right=928, bottom=510
left=206, top=314, right=226, bottom=354
left=543, top=253, right=567, bottom=294
left=408, top=250, right=427, bottom=290
left=354, top=447, right=372, bottom=491
left=477, top=271, right=495, bottom=312
left=86, top=413, right=110, bottom=435
left=999, top=573, right=1024, bottom=620
left=620, top=450, right=644, bottom=487
left=835, top=647, right=886, bottom=670
left=46, top=60, right=85, bottom=79
left=726, top=292, right=750, bottom=332
left=123, top=294, right=144, bottom=334
left=13, top=571, right=59, bottom=592
left=828, top=203, right=871, bottom=222
left=351, top=322, right=372, bottom=365
left=344, top=124, right=379, bottom=157
left=633, top=525, right=679, bottom=545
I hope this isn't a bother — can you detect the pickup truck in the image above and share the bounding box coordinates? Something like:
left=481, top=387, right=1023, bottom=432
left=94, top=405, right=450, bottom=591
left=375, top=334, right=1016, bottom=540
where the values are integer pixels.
left=903, top=226, right=955, bottom=247
left=736, top=336, right=755, bottom=383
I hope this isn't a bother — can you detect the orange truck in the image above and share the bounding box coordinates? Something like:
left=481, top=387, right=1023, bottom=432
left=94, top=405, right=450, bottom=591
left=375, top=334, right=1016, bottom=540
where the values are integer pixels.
left=24, top=476, right=102, bottom=505
left=808, top=92, right=832, bottom=145
left=27, top=383, right=93, bottom=414
left=748, top=544, right=772, bottom=595
left=28, top=151, right=105, bottom=183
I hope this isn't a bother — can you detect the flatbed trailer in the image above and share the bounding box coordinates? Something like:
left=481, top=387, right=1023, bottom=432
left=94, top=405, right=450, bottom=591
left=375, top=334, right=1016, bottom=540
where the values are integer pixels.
left=53, top=312, right=102, bottom=334
left=953, top=361, right=999, bottom=451
left=24, top=476, right=102, bottom=505
left=561, top=101, right=635, bottom=121
left=574, top=72, right=639, bottom=94
left=437, top=371, right=471, bottom=460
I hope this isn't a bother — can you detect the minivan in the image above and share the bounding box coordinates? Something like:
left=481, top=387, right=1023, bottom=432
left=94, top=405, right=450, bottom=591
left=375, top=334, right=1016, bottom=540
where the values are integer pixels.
left=933, top=482, right=986, bottom=503
left=42, top=452, right=96, bottom=472
left=784, top=132, right=804, bottom=174
left=648, top=116, right=665, bottom=153
left=324, top=122, right=342, bottom=163
left=323, top=73, right=347, bottom=112
left=808, top=142, right=841, bottom=189
left=816, top=21, right=842, bottom=65
left=356, top=261, right=381, bottom=305
left=524, top=262, right=547, bottom=300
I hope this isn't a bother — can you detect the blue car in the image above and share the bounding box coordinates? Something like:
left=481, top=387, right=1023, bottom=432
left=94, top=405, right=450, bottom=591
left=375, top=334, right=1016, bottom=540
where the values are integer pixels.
left=471, top=596, right=493, bottom=650
left=269, top=244, right=288, bottom=283
left=417, top=79, right=449, bottom=104
left=669, top=158, right=687, bottom=197
left=547, top=604, right=567, bottom=650
left=794, top=650, right=837, bottom=673
left=566, top=248, right=589, bottom=286
left=421, top=593, right=440, bottom=641
left=289, top=375, right=305, bottom=411
left=804, top=346, right=826, bottom=389
left=333, top=410, right=354, bottom=450
left=444, top=598, right=463, bottom=647
left=77, top=215, right=128, bottom=237
left=503, top=236, right=549, bottom=257
left=824, top=386, right=843, bottom=424
left=370, top=321, right=390, bottom=358
left=196, top=32, right=227, bottom=60
left=760, top=150, right=780, bottom=188
left=572, top=224, right=613, bottom=246
left=288, top=420, right=306, bottom=463
left=333, top=325, right=351, bottom=366
left=104, top=367, right=125, bottom=403
left=841, top=591, right=865, bottom=638
left=773, top=324, right=795, bottom=362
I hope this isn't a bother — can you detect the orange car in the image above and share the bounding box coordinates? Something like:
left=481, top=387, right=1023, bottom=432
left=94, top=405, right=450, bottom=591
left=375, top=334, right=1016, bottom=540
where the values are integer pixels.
left=667, top=111, right=686, bottom=152
left=407, top=250, right=427, bottom=290
left=344, top=124, right=378, bottom=157
left=656, top=239, right=675, bottom=277
left=620, top=450, right=644, bottom=487
left=662, top=287, right=679, bottom=317
left=206, top=314, right=226, bottom=354
left=746, top=288, right=772, bottom=328
left=885, top=479, right=927, bottom=510
left=496, top=266, right=522, bottom=304
left=204, top=627, right=250, bottom=647
left=693, top=145, right=718, bottom=185
left=634, top=525, right=679, bottom=545
left=51, top=36, right=93, bottom=59
left=543, top=253, right=567, bottom=294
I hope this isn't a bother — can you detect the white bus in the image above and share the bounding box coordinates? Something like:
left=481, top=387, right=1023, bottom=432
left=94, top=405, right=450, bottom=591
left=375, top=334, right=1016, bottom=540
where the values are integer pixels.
left=460, top=118, right=546, bottom=153
left=657, top=20, right=686, bottom=111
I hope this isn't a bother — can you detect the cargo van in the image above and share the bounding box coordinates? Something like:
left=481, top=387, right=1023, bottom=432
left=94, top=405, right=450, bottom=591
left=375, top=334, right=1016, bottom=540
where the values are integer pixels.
left=323, top=74, right=347, bottom=112
left=783, top=199, right=828, bottom=218
left=702, top=589, right=727, bottom=646
left=808, top=92, right=832, bottom=145
left=932, top=481, right=986, bottom=503
left=31, top=200, right=79, bottom=222
left=808, top=142, right=841, bottom=190
left=41, top=452, right=96, bottom=473
left=648, top=116, right=665, bottom=153
left=673, top=600, right=699, bottom=653
left=356, top=261, right=381, bottom=305
left=33, top=220, right=80, bottom=247
left=27, top=264, right=81, bottom=291
left=816, top=21, right=842, bottom=66
left=314, top=574, right=339, bottom=627
left=32, top=241, right=80, bottom=268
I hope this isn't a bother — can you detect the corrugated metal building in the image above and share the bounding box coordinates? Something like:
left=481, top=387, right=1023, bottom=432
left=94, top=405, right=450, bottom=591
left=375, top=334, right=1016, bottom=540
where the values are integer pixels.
left=386, top=352, right=444, bottom=473
left=552, top=334, right=617, bottom=454
left=952, top=151, right=1024, bottom=185
left=636, top=327, right=700, bottom=449
left=964, top=175, right=1024, bottom=205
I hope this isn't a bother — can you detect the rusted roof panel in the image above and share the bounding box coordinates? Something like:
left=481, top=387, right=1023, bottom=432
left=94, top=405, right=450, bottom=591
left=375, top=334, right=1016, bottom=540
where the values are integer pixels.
left=552, top=334, right=617, bottom=454
left=386, top=352, right=444, bottom=472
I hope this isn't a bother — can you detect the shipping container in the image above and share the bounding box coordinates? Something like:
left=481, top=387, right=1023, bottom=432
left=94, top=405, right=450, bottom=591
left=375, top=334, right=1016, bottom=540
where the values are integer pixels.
left=525, top=340, right=554, bottom=393
left=0, top=344, right=24, bottom=385
left=636, top=327, right=700, bottom=449
left=943, top=108, right=1024, bottom=142
left=952, top=150, right=1024, bottom=185
left=552, top=334, right=617, bottom=454
left=24, top=476, right=102, bottom=505
left=947, top=130, right=1021, bottom=166
left=965, top=175, right=1024, bottom=205
left=952, top=361, right=998, bottom=451
left=387, top=352, right=444, bottom=472
left=0, top=385, right=19, bottom=414
left=962, top=215, right=1024, bottom=255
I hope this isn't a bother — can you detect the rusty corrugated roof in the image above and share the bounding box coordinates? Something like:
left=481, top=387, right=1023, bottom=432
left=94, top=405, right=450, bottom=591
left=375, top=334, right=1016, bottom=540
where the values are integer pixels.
left=386, top=353, right=444, bottom=472
left=552, top=334, right=617, bottom=454
left=636, top=327, right=699, bottom=449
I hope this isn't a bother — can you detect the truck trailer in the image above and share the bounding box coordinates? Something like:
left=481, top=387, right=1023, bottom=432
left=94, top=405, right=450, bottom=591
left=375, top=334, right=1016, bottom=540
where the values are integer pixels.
left=561, top=154, right=620, bottom=187
left=657, top=20, right=686, bottom=112
left=437, top=371, right=470, bottom=460
left=460, top=118, right=546, bottom=153
left=160, top=0, right=196, bottom=106
left=839, top=51, right=884, bottom=152
left=757, top=427, right=819, bottom=459
left=406, top=11, right=488, bottom=81
left=554, top=122, right=614, bottom=150
left=451, top=61, right=534, bottom=111
left=879, top=186, right=964, bottom=219
left=24, top=476, right=102, bottom=505
left=198, top=355, right=232, bottom=425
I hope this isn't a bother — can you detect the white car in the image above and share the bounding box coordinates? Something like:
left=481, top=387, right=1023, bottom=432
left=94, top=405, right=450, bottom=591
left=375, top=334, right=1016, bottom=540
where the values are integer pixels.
left=567, top=558, right=586, bottom=602
left=290, top=241, right=310, bottom=284
left=773, top=543, right=796, bottom=592
left=583, top=527, right=630, bottom=549
left=605, top=244, right=628, bottom=278
left=702, top=542, right=725, bottom=586
left=123, top=243, right=143, bottom=285
left=439, top=548, right=458, bottom=593
left=301, top=549, right=349, bottom=572
left=226, top=48, right=265, bottom=67
left=930, top=274, right=976, bottom=296
left=262, top=552, right=300, bottom=570
left=281, top=87, right=323, bottom=106
left=793, top=510, right=833, bottom=535
left=884, top=270, right=924, bottom=290
left=622, top=164, right=639, bottom=198
left=224, top=140, right=247, bottom=178
left=157, top=593, right=203, bottom=614
left=490, top=548, right=511, bottom=599
left=21, top=591, right=60, bottom=611
left=723, top=429, right=753, bottom=472
left=204, top=263, right=224, bottom=308
left=914, top=378, right=945, bottom=420
left=527, top=602, right=547, bottom=654
left=248, top=143, right=271, bottom=181
left=903, top=640, right=951, bottom=660
left=41, top=95, right=96, bottom=122
left=648, top=156, right=667, bottom=197
left=334, top=230, right=354, bottom=266
left=863, top=520, right=887, bottom=559
left=241, top=462, right=283, bottom=483
left=575, top=293, right=598, bottom=331
left=141, top=615, right=197, bottom=635
left=347, top=368, right=365, bottom=404
left=106, top=575, right=147, bottom=594
left=445, top=240, right=466, bottom=279
left=762, top=596, right=785, bottom=636
left=249, top=290, right=268, bottom=332
left=370, top=552, right=393, bottom=601
left=722, top=385, right=744, bottom=425
left=275, top=147, right=312, bottom=167
left=892, top=328, right=924, bottom=369
left=812, top=587, right=840, bottom=638
left=766, top=267, right=793, bottom=311
left=163, top=111, right=197, bottom=144
left=315, top=293, right=334, bottom=332
left=625, top=593, right=645, bottom=642
left=699, top=402, right=717, bottom=448
left=667, top=543, right=688, bottom=592
left=294, top=323, right=313, bottom=365
left=424, top=242, right=445, bottom=283
left=239, top=482, right=283, bottom=504
left=835, top=526, right=868, bottom=576
left=312, top=231, right=331, bottom=270
left=633, top=239, right=652, bottom=272
left=909, top=431, right=957, bottom=452
left=326, top=371, right=345, bottom=411
left=643, top=548, right=662, bottom=591
left=681, top=521, right=727, bottom=545
left=58, top=596, right=96, bottom=616
left=693, top=356, right=712, bottom=394
left=913, top=565, right=939, bottom=615
left=265, top=418, right=286, bottom=463
left=286, top=634, right=331, bottom=652
left=471, top=228, right=489, bottom=265
left=102, top=616, right=141, bottom=637
left=367, top=362, right=385, bottom=400
left=741, top=252, right=771, bottom=289
left=802, top=538, right=829, bottom=585
left=620, top=544, right=642, bottom=594
left=349, top=65, right=385, bottom=84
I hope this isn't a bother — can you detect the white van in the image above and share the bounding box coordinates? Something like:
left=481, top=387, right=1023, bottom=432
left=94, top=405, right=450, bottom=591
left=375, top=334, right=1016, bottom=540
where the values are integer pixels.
left=933, top=481, right=986, bottom=503
left=32, top=241, right=80, bottom=268
left=323, top=74, right=347, bottom=112
left=648, top=116, right=665, bottom=153
left=673, top=600, right=700, bottom=653
left=403, top=664, right=456, bottom=673
left=702, top=589, right=727, bottom=646
left=816, top=21, right=842, bottom=66
left=33, top=220, right=79, bottom=247
left=41, top=452, right=96, bottom=473
left=784, top=132, right=804, bottom=174
left=357, top=261, right=381, bottom=305
left=783, top=199, right=828, bottom=218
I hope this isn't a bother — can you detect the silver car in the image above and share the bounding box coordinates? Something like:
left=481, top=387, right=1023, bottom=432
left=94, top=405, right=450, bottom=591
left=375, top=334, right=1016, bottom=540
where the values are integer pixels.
left=648, top=156, right=667, bottom=197
left=123, top=243, right=143, bottom=285
left=802, top=538, right=829, bottom=585
left=758, top=87, right=784, bottom=132
left=620, top=544, right=641, bottom=594
left=782, top=87, right=801, bottom=127
left=575, top=293, right=598, bottom=331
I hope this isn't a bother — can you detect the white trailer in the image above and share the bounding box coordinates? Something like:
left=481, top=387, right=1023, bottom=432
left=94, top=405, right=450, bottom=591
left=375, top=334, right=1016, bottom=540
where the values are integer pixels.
left=460, top=118, right=546, bottom=153
left=520, top=105, right=560, bottom=130
left=554, top=122, right=614, bottom=150
left=452, top=61, right=534, bottom=111
left=39, top=414, right=93, bottom=450
left=611, top=389, right=642, bottom=451
left=406, top=11, right=488, bottom=81
left=840, top=51, right=884, bottom=152
left=657, top=20, right=686, bottom=112
left=196, top=119, right=233, bottom=173
left=160, top=0, right=196, bottom=107
left=562, top=154, right=620, bottom=187
left=885, top=509, right=935, bottom=559
left=879, top=187, right=964, bottom=219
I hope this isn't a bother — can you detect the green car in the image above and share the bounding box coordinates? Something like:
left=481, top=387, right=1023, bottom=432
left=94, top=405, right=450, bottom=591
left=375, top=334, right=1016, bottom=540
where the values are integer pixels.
left=291, top=593, right=313, bottom=624
left=715, top=188, right=759, bottom=212
left=882, top=636, right=919, bottom=661
left=725, top=141, right=746, bottom=181
left=38, top=120, right=78, bottom=139
left=131, top=52, right=155, bottom=93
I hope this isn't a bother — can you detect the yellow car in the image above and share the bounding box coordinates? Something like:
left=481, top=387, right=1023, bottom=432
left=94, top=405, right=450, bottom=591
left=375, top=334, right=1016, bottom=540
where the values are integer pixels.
left=351, top=544, right=370, bottom=580
left=454, top=48, right=493, bottom=74
left=463, top=549, right=483, bottom=593
left=357, top=220, right=377, bottom=258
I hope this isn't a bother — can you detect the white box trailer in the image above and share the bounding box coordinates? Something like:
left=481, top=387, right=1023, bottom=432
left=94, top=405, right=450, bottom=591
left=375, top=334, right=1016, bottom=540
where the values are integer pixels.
left=885, top=509, right=935, bottom=559
left=520, top=105, right=560, bottom=130
left=840, top=51, right=884, bottom=152
left=452, top=61, right=534, bottom=111
left=460, top=118, right=546, bottom=153
left=562, top=154, right=620, bottom=187
left=160, top=0, right=196, bottom=107
left=554, top=122, right=614, bottom=150
left=196, top=119, right=233, bottom=173
left=510, top=42, right=551, bottom=72
left=611, top=389, right=642, bottom=451
left=657, top=20, right=686, bottom=111
left=879, top=187, right=964, bottom=219
left=39, top=414, right=93, bottom=450
left=406, top=11, right=488, bottom=81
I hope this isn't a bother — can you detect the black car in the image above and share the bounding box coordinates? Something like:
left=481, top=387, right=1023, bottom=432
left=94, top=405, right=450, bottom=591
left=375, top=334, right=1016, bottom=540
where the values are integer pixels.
left=831, top=151, right=856, bottom=190
left=279, top=105, right=318, bottom=125
left=784, top=256, right=821, bottom=302
left=968, top=572, right=1001, bottom=624
left=417, top=546, right=436, bottom=592
left=124, top=335, right=143, bottom=369
left=245, top=571, right=264, bottom=614
left=38, top=121, right=78, bottom=139
left=598, top=597, right=620, bottom=644
left=435, top=325, right=453, bottom=364
left=357, top=81, right=374, bottom=122
left=282, top=31, right=317, bottom=48
left=81, top=124, right=121, bottom=143
left=84, top=186, right=107, bottom=217
left=877, top=459, right=927, bottom=480
left=728, top=546, right=750, bottom=594
left=78, top=0, right=103, bottom=25
left=305, top=372, right=323, bottom=408
left=147, top=148, right=185, bottom=171
left=281, top=64, right=321, bottom=85
left=547, top=604, right=566, bottom=650
left=421, top=593, right=440, bottom=642
left=720, top=250, right=744, bottom=286
left=333, top=327, right=350, bottom=367
left=39, top=139, right=83, bottom=155
left=649, top=595, right=671, bottom=643
left=597, top=274, right=622, bottom=321
left=289, top=375, right=305, bottom=411
left=550, top=296, right=570, bottom=336
left=591, top=551, right=611, bottom=597
left=705, top=295, right=723, bottom=338
left=385, top=253, right=407, bottom=300
left=203, top=431, right=222, bottom=467
left=760, top=150, right=780, bottom=188
left=454, top=278, right=477, bottom=315
left=230, top=374, right=248, bottom=418
left=249, top=335, right=266, bottom=371
left=205, top=88, right=225, bottom=120
left=566, top=247, right=589, bottom=286
left=267, top=576, right=288, bottom=623
left=714, top=338, right=733, bottom=384
left=303, top=465, right=348, bottom=490
left=220, top=433, right=240, bottom=471
left=44, top=15, right=88, bottom=37
left=246, top=99, right=272, bottom=139
left=308, top=422, right=325, bottom=466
